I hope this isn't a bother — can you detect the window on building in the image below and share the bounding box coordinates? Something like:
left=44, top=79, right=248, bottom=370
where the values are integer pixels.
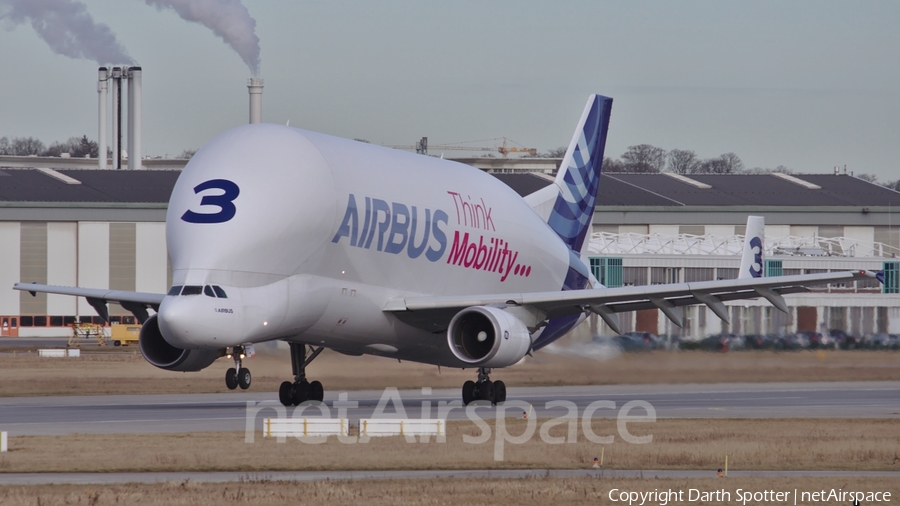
left=716, top=268, right=738, bottom=280
left=679, top=225, right=705, bottom=236
left=622, top=267, right=648, bottom=286
left=684, top=267, right=714, bottom=282
left=651, top=267, right=680, bottom=284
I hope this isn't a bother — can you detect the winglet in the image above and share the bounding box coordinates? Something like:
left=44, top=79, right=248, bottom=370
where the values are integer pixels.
left=547, top=94, right=613, bottom=253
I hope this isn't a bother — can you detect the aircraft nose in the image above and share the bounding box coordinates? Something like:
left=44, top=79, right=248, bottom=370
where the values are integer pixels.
left=157, top=296, right=197, bottom=348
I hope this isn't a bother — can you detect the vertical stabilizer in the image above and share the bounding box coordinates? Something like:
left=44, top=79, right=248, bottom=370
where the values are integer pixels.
left=545, top=94, right=613, bottom=252
left=739, top=216, right=765, bottom=278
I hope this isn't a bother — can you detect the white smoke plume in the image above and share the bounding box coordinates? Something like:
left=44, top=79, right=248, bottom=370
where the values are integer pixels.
left=0, top=0, right=133, bottom=64
left=143, top=0, right=261, bottom=75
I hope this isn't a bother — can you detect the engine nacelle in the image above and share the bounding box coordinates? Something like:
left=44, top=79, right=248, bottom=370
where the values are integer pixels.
left=447, top=306, right=532, bottom=368
left=139, top=314, right=220, bottom=372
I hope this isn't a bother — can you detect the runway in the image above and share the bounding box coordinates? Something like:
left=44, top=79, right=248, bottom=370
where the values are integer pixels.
left=1, top=469, right=899, bottom=486
left=0, top=381, right=897, bottom=436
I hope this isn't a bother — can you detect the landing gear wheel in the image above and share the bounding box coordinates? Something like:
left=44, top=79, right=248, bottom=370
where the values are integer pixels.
left=237, top=368, right=252, bottom=390
left=225, top=368, right=238, bottom=390
left=478, top=380, right=494, bottom=402
left=291, top=379, right=309, bottom=406
left=283, top=343, right=326, bottom=406
left=492, top=380, right=506, bottom=404
left=462, top=380, right=476, bottom=405
left=462, top=368, right=505, bottom=405
left=279, top=381, right=293, bottom=406
left=309, top=380, right=324, bottom=402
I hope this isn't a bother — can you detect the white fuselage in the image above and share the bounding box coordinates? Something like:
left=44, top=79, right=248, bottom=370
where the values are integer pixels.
left=159, top=124, right=574, bottom=366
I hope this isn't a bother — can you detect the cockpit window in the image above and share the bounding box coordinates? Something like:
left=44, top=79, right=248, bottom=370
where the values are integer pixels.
left=212, top=286, right=228, bottom=298
left=167, top=285, right=183, bottom=296
left=204, top=285, right=216, bottom=297
left=181, top=285, right=203, bottom=296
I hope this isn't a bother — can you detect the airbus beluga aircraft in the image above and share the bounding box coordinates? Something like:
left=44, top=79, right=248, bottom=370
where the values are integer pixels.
left=16, top=94, right=872, bottom=406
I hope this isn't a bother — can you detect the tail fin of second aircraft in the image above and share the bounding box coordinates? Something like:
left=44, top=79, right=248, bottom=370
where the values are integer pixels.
left=739, top=215, right=765, bottom=279
left=541, top=94, right=613, bottom=253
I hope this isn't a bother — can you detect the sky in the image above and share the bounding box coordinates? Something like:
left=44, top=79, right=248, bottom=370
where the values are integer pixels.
left=1, top=1, right=899, bottom=181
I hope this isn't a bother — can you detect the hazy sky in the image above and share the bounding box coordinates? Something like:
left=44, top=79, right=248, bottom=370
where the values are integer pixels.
left=1, top=1, right=899, bottom=180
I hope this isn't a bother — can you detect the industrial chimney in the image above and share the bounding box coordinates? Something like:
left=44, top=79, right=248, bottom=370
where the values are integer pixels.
left=248, top=78, right=263, bottom=124
left=98, top=66, right=142, bottom=169
left=127, top=67, right=142, bottom=170
left=97, top=67, right=108, bottom=170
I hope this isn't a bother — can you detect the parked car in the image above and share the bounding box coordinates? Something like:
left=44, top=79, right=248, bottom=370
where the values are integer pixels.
left=828, top=329, right=859, bottom=350
left=616, top=332, right=658, bottom=351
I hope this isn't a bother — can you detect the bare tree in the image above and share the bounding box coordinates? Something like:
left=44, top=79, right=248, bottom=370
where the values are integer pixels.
left=719, top=152, right=744, bottom=173
left=544, top=146, right=567, bottom=158
left=179, top=149, right=197, bottom=159
left=883, top=180, right=900, bottom=192
left=695, top=153, right=744, bottom=174
left=10, top=137, right=45, bottom=156
left=857, top=173, right=878, bottom=183
left=621, top=144, right=666, bottom=173
left=602, top=157, right=626, bottom=173
left=0, top=137, right=10, bottom=155
left=667, top=149, right=699, bottom=174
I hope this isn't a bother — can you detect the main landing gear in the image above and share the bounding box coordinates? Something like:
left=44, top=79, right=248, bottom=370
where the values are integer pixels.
left=462, top=367, right=507, bottom=405
left=279, top=343, right=325, bottom=406
left=225, top=346, right=252, bottom=390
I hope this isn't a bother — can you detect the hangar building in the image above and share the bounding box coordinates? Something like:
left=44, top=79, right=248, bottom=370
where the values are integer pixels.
left=1, top=162, right=898, bottom=339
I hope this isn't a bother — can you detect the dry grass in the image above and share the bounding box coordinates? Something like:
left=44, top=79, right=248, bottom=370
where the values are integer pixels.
left=1, top=477, right=898, bottom=506
left=0, top=419, right=897, bottom=473
left=0, top=347, right=897, bottom=397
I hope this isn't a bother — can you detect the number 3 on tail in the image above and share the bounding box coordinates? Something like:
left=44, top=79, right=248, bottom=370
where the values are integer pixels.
left=181, top=179, right=241, bottom=224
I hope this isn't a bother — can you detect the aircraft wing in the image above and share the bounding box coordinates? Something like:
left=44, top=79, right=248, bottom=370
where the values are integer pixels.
left=384, top=270, right=872, bottom=332
left=13, top=283, right=164, bottom=323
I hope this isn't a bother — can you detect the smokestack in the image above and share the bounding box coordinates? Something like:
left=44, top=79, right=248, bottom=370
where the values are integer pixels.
left=111, top=66, right=123, bottom=170
left=248, top=78, right=263, bottom=124
left=98, top=67, right=108, bottom=169
left=127, top=67, right=142, bottom=170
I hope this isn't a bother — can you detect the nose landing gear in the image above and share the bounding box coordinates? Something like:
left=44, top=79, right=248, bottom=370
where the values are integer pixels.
left=279, top=343, right=325, bottom=406
left=462, top=367, right=506, bottom=405
left=225, top=346, right=252, bottom=390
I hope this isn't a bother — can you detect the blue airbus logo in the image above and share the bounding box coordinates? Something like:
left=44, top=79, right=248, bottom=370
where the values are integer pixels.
left=331, top=194, right=448, bottom=262
left=181, top=179, right=240, bottom=224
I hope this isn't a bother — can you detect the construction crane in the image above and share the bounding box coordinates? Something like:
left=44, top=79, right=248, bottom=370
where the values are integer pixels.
left=388, top=137, right=537, bottom=157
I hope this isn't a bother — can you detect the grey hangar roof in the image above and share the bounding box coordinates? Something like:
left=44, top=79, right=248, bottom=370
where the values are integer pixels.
left=1, top=167, right=899, bottom=226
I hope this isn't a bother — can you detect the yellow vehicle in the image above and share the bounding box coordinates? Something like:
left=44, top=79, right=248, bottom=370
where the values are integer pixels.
left=69, top=322, right=106, bottom=347
left=111, top=323, right=141, bottom=346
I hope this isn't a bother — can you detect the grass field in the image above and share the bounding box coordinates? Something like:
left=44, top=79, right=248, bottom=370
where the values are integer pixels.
left=1, top=419, right=897, bottom=473
left=0, top=347, right=897, bottom=397
left=1, top=476, right=898, bottom=506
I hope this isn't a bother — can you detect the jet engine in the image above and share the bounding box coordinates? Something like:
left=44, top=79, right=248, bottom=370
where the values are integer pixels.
left=139, top=314, right=220, bottom=372
left=447, top=306, right=532, bottom=368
